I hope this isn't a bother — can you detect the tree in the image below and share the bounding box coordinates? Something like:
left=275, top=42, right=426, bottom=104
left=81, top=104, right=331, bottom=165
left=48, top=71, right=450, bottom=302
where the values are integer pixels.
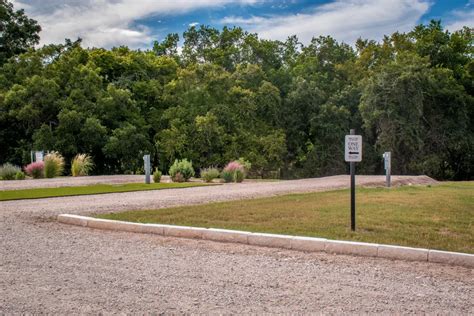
left=153, top=33, right=179, bottom=57
left=103, top=124, right=153, bottom=173
left=192, top=112, right=225, bottom=167
left=360, top=54, right=428, bottom=174
left=0, top=0, right=41, bottom=65
left=0, top=22, right=472, bottom=179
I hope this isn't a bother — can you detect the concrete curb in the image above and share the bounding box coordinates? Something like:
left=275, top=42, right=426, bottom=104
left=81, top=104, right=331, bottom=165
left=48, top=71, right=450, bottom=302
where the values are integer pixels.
left=57, top=214, right=474, bottom=268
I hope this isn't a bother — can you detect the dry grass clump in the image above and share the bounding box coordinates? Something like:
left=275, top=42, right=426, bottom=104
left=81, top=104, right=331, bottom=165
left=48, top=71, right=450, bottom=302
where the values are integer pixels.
left=71, top=154, right=94, bottom=176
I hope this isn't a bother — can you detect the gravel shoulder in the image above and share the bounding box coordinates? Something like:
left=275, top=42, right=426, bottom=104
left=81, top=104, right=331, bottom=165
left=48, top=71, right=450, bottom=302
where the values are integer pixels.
left=1, top=175, right=473, bottom=314
left=1, top=175, right=435, bottom=214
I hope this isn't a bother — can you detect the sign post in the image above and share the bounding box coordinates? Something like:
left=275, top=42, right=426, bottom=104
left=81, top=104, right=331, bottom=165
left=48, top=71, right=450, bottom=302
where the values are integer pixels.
left=383, top=151, right=391, bottom=188
left=143, top=154, right=151, bottom=184
left=345, top=129, right=362, bottom=231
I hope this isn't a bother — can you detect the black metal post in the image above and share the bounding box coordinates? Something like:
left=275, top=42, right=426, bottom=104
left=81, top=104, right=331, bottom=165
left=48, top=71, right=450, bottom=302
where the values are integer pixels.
left=350, top=129, right=356, bottom=231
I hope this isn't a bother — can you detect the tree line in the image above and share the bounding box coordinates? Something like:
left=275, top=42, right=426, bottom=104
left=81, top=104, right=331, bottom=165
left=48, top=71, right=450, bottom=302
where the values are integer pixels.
left=0, top=0, right=472, bottom=179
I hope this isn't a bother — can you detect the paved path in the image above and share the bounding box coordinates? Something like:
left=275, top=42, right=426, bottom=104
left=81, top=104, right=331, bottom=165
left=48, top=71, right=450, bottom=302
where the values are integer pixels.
left=1, top=175, right=473, bottom=313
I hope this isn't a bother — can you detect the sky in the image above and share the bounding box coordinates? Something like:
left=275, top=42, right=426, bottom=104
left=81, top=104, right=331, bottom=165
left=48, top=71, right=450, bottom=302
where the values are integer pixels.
left=11, top=0, right=474, bottom=49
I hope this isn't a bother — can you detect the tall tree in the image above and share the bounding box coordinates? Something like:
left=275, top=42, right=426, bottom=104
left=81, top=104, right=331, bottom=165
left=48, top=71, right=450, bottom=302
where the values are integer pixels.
left=0, top=0, right=41, bottom=65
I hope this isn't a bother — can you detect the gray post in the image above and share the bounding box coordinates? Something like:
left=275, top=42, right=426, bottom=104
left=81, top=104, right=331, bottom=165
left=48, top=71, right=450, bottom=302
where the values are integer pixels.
left=350, top=129, right=356, bottom=231
left=143, top=154, right=151, bottom=184
left=384, top=152, right=391, bottom=188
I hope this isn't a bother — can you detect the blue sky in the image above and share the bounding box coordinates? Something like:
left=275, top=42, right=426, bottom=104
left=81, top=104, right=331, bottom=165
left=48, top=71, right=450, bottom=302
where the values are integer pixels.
left=12, top=0, right=474, bottom=49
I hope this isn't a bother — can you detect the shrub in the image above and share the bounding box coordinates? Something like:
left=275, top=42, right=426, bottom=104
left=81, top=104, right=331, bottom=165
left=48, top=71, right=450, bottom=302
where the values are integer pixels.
left=0, top=163, right=21, bottom=180
left=237, top=157, right=251, bottom=175
left=24, top=161, right=44, bottom=179
left=172, top=172, right=185, bottom=183
left=224, top=161, right=244, bottom=173
left=221, top=170, right=234, bottom=183
left=71, top=154, right=94, bottom=176
left=201, top=167, right=220, bottom=183
left=15, top=171, right=26, bottom=180
left=153, top=168, right=162, bottom=183
left=169, top=159, right=195, bottom=182
left=44, top=151, right=64, bottom=178
left=235, top=169, right=244, bottom=183
left=223, top=160, right=246, bottom=183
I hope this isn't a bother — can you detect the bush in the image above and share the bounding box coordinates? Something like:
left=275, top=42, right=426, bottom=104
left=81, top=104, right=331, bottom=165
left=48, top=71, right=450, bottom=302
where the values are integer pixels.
left=201, top=167, right=220, bottom=183
left=223, top=161, right=246, bottom=183
left=235, top=169, right=244, bottom=183
left=0, top=163, right=21, bottom=180
left=71, top=154, right=94, bottom=176
left=237, top=157, right=251, bottom=175
left=169, top=159, right=195, bottom=182
left=15, top=171, right=26, bottom=180
left=221, top=170, right=234, bottom=183
left=153, top=168, right=162, bottom=183
left=44, top=151, right=64, bottom=178
left=24, top=161, right=44, bottom=179
left=172, top=172, right=185, bottom=183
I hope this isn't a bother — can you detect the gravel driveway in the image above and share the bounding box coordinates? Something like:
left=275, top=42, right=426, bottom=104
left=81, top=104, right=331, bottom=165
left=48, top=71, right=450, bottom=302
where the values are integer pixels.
left=1, top=175, right=473, bottom=313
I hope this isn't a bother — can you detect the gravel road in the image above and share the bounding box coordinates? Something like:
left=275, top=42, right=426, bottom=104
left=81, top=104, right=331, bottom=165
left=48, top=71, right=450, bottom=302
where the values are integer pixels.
left=1, top=175, right=473, bottom=313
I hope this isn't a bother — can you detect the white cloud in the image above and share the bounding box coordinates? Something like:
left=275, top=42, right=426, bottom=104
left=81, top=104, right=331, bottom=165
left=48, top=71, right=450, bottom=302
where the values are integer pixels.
left=11, top=0, right=263, bottom=48
left=189, top=22, right=200, bottom=27
left=221, top=0, right=431, bottom=44
left=444, top=9, right=474, bottom=32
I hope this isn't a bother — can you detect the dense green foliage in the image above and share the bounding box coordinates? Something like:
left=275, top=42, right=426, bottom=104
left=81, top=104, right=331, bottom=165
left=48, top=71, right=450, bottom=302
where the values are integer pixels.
left=0, top=3, right=472, bottom=180
left=0, top=0, right=41, bottom=65
left=169, top=159, right=195, bottom=182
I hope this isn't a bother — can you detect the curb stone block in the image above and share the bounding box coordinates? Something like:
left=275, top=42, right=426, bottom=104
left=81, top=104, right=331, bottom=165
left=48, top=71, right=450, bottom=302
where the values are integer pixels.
left=247, top=233, right=292, bottom=249
left=325, top=240, right=378, bottom=257
left=163, top=225, right=205, bottom=239
left=112, top=221, right=147, bottom=233
left=86, top=218, right=129, bottom=231
left=57, top=214, right=474, bottom=268
left=378, top=245, right=428, bottom=261
left=141, top=224, right=165, bottom=235
left=57, top=214, right=88, bottom=227
left=202, top=228, right=250, bottom=244
left=290, top=236, right=327, bottom=252
left=429, top=250, right=474, bottom=268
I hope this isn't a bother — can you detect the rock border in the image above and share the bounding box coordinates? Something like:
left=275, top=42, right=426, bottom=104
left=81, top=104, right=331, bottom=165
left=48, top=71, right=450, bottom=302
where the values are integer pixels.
left=58, top=214, right=474, bottom=268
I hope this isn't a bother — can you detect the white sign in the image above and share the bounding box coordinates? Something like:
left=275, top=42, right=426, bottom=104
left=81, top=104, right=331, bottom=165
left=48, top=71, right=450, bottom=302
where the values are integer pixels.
left=345, top=135, right=362, bottom=162
left=35, top=151, right=44, bottom=162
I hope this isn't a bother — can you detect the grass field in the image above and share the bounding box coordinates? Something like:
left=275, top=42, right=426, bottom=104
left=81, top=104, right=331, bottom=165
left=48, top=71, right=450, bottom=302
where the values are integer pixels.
left=0, top=182, right=213, bottom=201
left=98, top=182, right=474, bottom=253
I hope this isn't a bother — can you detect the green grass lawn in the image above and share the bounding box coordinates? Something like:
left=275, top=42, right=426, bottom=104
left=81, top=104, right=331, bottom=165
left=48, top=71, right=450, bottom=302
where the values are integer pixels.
left=98, top=182, right=474, bottom=253
left=0, top=182, right=213, bottom=201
